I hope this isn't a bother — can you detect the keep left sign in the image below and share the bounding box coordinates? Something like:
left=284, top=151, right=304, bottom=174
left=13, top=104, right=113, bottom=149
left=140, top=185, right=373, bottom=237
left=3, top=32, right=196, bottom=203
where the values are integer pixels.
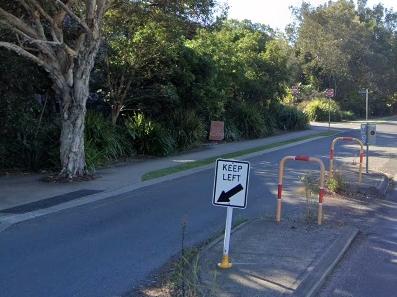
left=213, top=159, right=250, bottom=209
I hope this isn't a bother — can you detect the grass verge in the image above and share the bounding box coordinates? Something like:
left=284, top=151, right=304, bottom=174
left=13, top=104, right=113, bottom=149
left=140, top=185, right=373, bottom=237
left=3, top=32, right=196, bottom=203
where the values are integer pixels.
left=142, top=130, right=338, bottom=181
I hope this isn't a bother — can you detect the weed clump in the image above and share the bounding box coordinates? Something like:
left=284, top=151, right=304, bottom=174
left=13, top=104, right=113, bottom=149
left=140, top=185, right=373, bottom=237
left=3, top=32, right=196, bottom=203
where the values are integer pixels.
left=299, top=172, right=320, bottom=224
left=327, top=172, right=345, bottom=193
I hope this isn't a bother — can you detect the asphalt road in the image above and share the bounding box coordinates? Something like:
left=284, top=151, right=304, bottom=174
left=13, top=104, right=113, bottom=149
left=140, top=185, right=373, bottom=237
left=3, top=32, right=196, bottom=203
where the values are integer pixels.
left=319, top=184, right=397, bottom=297
left=318, top=123, right=397, bottom=297
left=0, top=124, right=393, bottom=297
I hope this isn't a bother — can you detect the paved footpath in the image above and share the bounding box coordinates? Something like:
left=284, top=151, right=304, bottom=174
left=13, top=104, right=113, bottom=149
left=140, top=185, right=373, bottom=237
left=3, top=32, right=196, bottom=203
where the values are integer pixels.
left=0, top=127, right=327, bottom=211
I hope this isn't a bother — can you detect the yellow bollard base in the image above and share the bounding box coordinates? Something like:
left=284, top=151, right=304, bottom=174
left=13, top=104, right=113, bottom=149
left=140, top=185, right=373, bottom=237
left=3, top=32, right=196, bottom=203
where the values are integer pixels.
left=217, top=255, right=232, bottom=269
left=318, top=204, right=323, bottom=225
left=276, top=201, right=282, bottom=223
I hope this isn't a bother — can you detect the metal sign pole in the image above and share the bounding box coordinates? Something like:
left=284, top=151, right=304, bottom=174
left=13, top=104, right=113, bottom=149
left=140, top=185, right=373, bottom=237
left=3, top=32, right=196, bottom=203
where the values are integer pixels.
left=366, top=89, right=369, bottom=121
left=213, top=159, right=250, bottom=269
left=218, top=207, right=233, bottom=269
left=328, top=95, right=331, bottom=129
left=366, top=123, right=369, bottom=173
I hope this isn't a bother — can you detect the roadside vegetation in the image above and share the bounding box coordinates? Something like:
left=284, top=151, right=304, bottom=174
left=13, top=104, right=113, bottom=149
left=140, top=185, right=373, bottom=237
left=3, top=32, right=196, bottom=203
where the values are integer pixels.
left=327, top=173, right=347, bottom=193
left=0, top=0, right=396, bottom=175
left=142, top=131, right=337, bottom=181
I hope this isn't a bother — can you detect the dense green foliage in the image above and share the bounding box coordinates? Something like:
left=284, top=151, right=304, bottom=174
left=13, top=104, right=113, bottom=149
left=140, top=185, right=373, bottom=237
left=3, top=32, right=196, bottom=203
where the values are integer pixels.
left=273, top=103, right=309, bottom=130
left=88, top=16, right=307, bottom=166
left=85, top=112, right=131, bottom=170
left=1, top=0, right=396, bottom=172
left=169, top=111, right=207, bottom=149
left=302, top=98, right=357, bottom=122
left=125, top=113, right=175, bottom=156
left=303, top=98, right=342, bottom=122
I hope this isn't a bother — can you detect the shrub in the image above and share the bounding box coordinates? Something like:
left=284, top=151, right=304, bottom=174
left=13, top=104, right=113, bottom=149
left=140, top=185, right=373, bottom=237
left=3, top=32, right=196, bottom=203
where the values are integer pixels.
left=230, top=102, right=267, bottom=139
left=125, top=113, right=175, bottom=156
left=340, top=110, right=356, bottom=121
left=169, top=110, right=207, bottom=149
left=271, top=103, right=309, bottom=131
left=85, top=111, right=131, bottom=170
left=224, top=123, right=242, bottom=142
left=303, top=98, right=342, bottom=122
left=327, top=173, right=345, bottom=193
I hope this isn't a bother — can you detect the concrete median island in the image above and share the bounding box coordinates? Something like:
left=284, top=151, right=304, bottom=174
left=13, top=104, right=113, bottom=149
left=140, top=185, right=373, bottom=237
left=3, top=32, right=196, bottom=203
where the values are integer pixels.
left=198, top=220, right=358, bottom=297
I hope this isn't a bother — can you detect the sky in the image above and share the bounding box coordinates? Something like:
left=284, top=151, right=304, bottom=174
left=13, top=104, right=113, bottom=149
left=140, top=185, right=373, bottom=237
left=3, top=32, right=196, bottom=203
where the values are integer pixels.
left=227, top=0, right=397, bottom=31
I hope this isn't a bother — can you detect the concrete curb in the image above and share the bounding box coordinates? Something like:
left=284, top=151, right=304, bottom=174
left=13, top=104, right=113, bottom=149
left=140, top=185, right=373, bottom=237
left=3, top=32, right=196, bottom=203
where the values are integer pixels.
left=375, top=174, right=390, bottom=197
left=294, top=226, right=359, bottom=297
left=0, top=131, right=342, bottom=233
left=349, top=173, right=390, bottom=198
left=197, top=220, right=359, bottom=297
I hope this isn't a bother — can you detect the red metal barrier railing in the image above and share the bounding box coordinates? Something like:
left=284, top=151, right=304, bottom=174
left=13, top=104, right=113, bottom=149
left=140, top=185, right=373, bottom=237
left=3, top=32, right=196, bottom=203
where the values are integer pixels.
left=329, top=137, right=364, bottom=183
left=276, top=155, right=326, bottom=225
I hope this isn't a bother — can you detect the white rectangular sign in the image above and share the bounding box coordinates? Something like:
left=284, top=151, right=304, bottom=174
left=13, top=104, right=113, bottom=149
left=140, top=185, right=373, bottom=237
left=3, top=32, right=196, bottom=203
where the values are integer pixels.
left=212, top=159, right=250, bottom=209
left=361, top=123, right=377, bottom=145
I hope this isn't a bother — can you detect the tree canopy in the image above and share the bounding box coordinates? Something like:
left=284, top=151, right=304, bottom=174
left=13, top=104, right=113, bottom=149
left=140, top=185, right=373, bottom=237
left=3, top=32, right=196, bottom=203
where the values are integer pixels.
left=1, top=0, right=396, bottom=173
left=293, top=0, right=397, bottom=115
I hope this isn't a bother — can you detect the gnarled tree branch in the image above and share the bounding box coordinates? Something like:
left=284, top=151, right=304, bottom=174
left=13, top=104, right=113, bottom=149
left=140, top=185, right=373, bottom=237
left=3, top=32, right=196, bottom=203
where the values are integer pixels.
left=53, top=0, right=92, bottom=34
left=0, top=7, right=38, bottom=38
left=96, top=0, right=109, bottom=23
left=0, top=20, right=58, bottom=62
left=86, top=0, right=96, bottom=21
left=0, top=41, right=47, bottom=67
left=26, top=0, right=54, bottom=24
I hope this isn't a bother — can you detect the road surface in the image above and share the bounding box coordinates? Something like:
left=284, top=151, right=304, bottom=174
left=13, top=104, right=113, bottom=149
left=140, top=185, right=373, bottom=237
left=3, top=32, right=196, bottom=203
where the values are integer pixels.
left=0, top=122, right=395, bottom=297
left=319, top=122, right=397, bottom=297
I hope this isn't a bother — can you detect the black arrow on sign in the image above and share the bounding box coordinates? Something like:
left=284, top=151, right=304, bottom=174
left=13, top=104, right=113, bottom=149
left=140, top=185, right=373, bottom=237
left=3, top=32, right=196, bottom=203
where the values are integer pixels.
left=217, top=184, right=244, bottom=203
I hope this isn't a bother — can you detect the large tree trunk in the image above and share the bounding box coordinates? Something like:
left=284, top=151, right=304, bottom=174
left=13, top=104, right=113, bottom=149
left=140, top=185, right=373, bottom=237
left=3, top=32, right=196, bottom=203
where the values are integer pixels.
left=59, top=83, right=89, bottom=178
left=58, top=41, right=100, bottom=178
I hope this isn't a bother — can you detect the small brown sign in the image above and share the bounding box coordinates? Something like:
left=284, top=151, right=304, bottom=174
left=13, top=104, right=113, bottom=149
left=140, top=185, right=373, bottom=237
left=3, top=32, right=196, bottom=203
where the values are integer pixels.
left=209, top=121, right=225, bottom=141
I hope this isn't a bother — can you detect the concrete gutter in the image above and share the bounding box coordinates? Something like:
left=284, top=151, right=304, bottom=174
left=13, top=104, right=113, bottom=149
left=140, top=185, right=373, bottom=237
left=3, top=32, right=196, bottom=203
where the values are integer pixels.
left=293, top=226, right=359, bottom=297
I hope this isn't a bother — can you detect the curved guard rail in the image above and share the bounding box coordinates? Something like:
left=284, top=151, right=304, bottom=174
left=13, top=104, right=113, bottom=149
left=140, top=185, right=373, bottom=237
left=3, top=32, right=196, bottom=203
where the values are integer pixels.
left=276, top=155, right=326, bottom=225
left=329, top=137, right=364, bottom=183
